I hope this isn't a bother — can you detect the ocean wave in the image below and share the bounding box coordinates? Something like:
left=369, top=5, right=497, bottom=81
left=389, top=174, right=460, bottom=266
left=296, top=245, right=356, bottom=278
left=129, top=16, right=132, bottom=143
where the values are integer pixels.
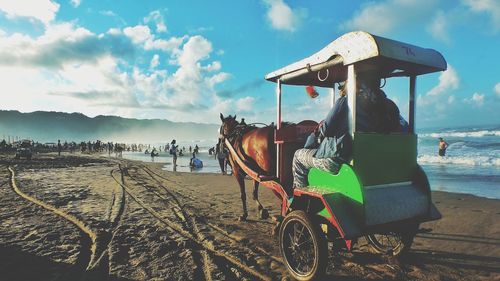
left=420, top=130, right=500, bottom=138
left=418, top=155, right=500, bottom=166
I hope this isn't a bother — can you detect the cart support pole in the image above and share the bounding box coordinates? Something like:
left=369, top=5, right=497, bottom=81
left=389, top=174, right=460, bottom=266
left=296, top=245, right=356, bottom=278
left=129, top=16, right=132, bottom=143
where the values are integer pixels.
left=347, top=65, right=356, bottom=137
left=276, top=79, right=282, bottom=179
left=330, top=87, right=335, bottom=108
left=409, top=75, right=416, bottom=134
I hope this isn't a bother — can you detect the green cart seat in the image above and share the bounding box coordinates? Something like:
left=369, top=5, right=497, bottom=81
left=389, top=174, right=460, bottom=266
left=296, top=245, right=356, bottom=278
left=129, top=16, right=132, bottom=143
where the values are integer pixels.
left=304, top=132, right=432, bottom=237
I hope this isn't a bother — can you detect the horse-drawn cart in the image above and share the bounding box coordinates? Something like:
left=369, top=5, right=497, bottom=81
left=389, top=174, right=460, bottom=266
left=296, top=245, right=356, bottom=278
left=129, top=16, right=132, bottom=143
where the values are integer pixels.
left=222, top=31, right=444, bottom=280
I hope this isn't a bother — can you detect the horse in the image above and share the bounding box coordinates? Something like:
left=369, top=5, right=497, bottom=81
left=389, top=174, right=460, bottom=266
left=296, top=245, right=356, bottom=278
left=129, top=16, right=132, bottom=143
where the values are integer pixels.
left=219, top=113, right=275, bottom=221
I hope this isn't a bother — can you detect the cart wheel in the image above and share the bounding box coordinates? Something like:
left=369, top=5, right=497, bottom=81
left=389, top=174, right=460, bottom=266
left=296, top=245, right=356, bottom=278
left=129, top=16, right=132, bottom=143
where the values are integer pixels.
left=279, top=210, right=327, bottom=281
left=365, top=224, right=418, bottom=256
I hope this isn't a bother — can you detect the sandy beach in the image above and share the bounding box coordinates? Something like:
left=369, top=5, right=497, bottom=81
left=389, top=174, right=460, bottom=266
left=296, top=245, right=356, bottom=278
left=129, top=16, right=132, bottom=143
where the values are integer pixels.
left=0, top=153, right=498, bottom=281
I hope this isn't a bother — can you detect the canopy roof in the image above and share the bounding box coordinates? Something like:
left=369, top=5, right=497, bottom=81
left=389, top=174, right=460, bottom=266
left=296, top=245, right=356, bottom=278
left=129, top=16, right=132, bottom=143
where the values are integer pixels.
left=265, top=31, right=447, bottom=87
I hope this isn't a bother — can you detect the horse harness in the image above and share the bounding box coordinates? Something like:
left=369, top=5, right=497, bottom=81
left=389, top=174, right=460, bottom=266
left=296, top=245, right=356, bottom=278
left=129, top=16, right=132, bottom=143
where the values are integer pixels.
left=220, top=123, right=266, bottom=175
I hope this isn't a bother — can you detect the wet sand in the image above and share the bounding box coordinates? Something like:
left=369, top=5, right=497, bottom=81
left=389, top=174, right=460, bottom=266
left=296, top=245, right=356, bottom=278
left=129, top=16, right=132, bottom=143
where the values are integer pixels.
left=0, top=153, right=498, bottom=281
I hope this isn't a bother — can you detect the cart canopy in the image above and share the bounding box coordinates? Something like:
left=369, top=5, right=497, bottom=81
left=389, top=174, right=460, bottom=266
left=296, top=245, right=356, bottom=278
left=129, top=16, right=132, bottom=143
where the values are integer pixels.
left=265, top=31, right=447, bottom=87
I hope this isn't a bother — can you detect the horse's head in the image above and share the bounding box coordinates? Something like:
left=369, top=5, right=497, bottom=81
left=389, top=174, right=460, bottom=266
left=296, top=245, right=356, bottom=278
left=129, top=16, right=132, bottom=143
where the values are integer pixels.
left=219, top=113, right=239, bottom=139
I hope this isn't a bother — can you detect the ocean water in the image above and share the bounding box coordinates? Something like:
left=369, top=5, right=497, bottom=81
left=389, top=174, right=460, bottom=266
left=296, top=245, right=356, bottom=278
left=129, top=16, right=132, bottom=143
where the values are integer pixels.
left=417, top=125, right=499, bottom=199
left=120, top=140, right=228, bottom=174
left=120, top=125, right=499, bottom=199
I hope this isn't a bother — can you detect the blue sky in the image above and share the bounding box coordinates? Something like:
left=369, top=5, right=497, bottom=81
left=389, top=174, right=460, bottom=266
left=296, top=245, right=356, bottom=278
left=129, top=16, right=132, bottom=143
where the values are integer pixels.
left=0, top=0, right=498, bottom=128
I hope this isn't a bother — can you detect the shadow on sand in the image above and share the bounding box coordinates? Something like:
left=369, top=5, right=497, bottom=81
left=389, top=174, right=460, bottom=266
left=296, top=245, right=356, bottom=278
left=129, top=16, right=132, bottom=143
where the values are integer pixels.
left=320, top=234, right=500, bottom=281
left=412, top=232, right=500, bottom=272
left=0, top=245, right=132, bottom=281
left=417, top=232, right=500, bottom=246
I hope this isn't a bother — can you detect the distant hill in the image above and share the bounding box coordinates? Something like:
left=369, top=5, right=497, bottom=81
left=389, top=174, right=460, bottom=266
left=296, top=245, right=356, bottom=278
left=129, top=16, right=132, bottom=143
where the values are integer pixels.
left=0, top=110, right=220, bottom=143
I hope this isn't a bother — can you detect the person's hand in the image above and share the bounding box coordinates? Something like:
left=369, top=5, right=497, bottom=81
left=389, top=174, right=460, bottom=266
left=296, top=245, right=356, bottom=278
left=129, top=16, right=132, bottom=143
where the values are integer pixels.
left=314, top=120, right=325, bottom=135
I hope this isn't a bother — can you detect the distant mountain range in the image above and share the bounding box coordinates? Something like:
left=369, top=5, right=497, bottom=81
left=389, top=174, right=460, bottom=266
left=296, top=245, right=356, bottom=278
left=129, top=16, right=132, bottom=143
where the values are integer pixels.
left=0, top=110, right=220, bottom=143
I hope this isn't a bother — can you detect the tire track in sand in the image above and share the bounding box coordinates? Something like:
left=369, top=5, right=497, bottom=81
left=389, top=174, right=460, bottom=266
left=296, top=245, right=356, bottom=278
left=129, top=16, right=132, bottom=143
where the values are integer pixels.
left=140, top=165, right=284, bottom=266
left=138, top=166, right=218, bottom=281
left=88, top=167, right=127, bottom=271
left=8, top=166, right=97, bottom=271
left=116, top=164, right=213, bottom=281
left=110, top=164, right=272, bottom=281
left=136, top=164, right=283, bottom=280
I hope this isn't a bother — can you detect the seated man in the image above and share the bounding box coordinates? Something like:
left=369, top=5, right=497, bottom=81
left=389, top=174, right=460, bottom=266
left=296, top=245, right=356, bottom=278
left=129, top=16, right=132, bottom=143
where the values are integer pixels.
left=356, top=74, right=407, bottom=133
left=292, top=73, right=394, bottom=189
left=292, top=82, right=351, bottom=189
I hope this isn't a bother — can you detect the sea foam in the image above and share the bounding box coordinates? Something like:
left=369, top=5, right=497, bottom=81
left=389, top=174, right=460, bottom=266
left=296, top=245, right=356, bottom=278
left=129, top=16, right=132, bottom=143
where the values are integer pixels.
left=420, top=130, right=500, bottom=138
left=418, top=155, right=500, bottom=166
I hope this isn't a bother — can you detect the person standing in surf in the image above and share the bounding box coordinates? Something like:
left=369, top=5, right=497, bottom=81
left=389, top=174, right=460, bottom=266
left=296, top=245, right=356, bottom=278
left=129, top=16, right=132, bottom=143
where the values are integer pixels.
left=438, top=137, right=449, bottom=156
left=170, top=139, right=178, bottom=168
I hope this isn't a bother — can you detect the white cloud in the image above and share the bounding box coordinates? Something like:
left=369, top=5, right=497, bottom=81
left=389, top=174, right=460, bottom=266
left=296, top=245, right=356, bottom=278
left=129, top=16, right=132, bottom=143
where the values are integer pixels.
left=0, top=24, right=133, bottom=109
left=70, top=0, right=81, bottom=8
left=202, top=61, right=221, bottom=72
left=472, top=93, right=484, bottom=105
left=206, top=72, right=231, bottom=88
left=0, top=11, right=232, bottom=124
left=0, top=56, right=139, bottom=115
left=236, top=97, right=255, bottom=112
left=144, top=36, right=185, bottom=51
left=416, top=65, right=461, bottom=121
left=464, top=92, right=485, bottom=106
left=164, top=36, right=219, bottom=105
left=426, top=65, right=460, bottom=96
left=428, top=11, right=450, bottom=43
left=123, top=25, right=152, bottom=44
left=175, top=35, right=212, bottom=68
left=150, top=54, right=159, bottom=69
left=495, top=82, right=500, bottom=97
left=106, top=28, right=121, bottom=35
left=0, top=0, right=60, bottom=25
left=462, top=0, right=500, bottom=31
left=341, top=0, right=438, bottom=35
left=144, top=10, right=167, bottom=33
left=262, top=0, right=306, bottom=32
left=0, top=22, right=135, bottom=69
left=123, top=24, right=184, bottom=52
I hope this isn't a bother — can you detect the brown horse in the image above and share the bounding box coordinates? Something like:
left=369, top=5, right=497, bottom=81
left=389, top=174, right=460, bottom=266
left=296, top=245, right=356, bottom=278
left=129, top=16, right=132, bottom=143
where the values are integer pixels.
left=219, top=113, right=275, bottom=221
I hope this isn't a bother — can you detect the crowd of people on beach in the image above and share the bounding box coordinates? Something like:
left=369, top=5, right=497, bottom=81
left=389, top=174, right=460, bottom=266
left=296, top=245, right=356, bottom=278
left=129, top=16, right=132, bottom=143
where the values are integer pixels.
left=0, top=138, right=169, bottom=158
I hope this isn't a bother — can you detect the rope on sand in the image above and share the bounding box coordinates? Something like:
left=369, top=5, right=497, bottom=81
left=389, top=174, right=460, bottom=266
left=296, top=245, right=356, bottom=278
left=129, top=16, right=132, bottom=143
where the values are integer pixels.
left=8, top=166, right=98, bottom=270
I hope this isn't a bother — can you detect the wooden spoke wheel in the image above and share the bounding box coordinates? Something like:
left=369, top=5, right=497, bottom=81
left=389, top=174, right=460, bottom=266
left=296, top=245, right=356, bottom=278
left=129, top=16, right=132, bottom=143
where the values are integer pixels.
left=279, top=211, right=327, bottom=281
left=366, top=223, right=418, bottom=256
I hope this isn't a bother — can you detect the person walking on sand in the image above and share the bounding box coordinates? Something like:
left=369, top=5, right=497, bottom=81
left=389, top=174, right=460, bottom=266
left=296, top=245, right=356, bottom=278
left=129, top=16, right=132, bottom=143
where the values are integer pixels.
left=57, top=139, right=62, bottom=156
left=216, top=140, right=229, bottom=175
left=438, top=137, right=449, bottom=156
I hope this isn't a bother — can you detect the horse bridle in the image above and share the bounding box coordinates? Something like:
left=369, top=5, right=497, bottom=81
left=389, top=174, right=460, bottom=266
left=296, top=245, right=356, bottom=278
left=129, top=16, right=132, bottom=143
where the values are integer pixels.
left=219, top=121, right=260, bottom=160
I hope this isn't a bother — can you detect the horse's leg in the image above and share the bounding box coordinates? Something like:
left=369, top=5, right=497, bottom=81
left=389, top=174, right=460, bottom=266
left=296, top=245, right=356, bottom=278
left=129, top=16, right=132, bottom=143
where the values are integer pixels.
left=236, top=170, right=248, bottom=221
left=227, top=152, right=248, bottom=221
left=252, top=180, right=269, bottom=219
